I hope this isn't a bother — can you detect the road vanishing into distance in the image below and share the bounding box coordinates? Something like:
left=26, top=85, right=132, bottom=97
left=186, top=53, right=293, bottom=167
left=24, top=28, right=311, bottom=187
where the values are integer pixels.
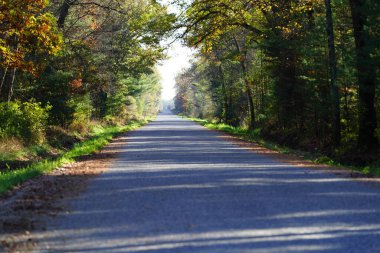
left=36, top=113, right=380, bottom=252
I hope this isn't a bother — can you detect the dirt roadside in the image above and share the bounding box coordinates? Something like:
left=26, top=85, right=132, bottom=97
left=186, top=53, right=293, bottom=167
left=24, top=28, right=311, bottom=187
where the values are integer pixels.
left=0, top=134, right=129, bottom=253
left=217, top=132, right=380, bottom=186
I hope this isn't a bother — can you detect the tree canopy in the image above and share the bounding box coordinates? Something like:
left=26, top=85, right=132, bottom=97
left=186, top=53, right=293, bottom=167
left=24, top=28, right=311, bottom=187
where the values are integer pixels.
left=174, top=0, right=380, bottom=165
left=0, top=0, right=174, bottom=142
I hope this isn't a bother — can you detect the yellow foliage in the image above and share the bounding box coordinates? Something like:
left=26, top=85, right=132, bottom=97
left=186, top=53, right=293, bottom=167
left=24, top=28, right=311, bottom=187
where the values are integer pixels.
left=0, top=0, right=62, bottom=75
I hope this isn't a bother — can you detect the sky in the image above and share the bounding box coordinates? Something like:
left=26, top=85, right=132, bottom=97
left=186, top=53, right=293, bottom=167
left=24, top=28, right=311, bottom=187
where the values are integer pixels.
left=156, top=0, right=195, bottom=101
left=157, top=42, right=194, bottom=100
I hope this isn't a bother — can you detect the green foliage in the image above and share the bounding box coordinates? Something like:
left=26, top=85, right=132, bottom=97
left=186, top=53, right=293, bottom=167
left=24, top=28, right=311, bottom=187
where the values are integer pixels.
left=134, top=72, right=162, bottom=117
left=0, top=0, right=172, bottom=193
left=188, top=117, right=261, bottom=140
left=32, top=68, right=75, bottom=126
left=22, top=100, right=51, bottom=144
left=174, top=62, right=216, bottom=120
left=0, top=0, right=171, bottom=146
left=0, top=102, right=23, bottom=140
left=105, top=92, right=129, bottom=125
left=175, top=0, right=379, bottom=165
left=68, top=94, right=93, bottom=133
left=0, top=101, right=50, bottom=144
left=103, top=71, right=162, bottom=124
left=314, top=156, right=335, bottom=165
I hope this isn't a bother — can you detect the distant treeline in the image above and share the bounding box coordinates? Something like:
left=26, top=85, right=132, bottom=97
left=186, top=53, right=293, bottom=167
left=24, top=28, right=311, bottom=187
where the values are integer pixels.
left=174, top=0, right=379, bottom=165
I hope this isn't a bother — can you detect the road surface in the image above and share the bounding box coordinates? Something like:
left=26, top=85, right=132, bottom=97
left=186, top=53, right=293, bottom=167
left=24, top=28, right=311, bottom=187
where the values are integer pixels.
left=35, top=113, right=380, bottom=252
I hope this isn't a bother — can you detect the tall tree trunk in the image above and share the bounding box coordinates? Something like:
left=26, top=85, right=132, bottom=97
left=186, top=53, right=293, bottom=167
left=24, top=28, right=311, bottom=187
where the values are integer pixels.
left=232, top=35, right=256, bottom=129
left=277, top=50, right=297, bottom=129
left=7, top=68, right=17, bottom=102
left=0, top=65, right=9, bottom=97
left=324, top=0, right=341, bottom=146
left=349, top=0, right=378, bottom=151
left=219, top=65, right=230, bottom=124
left=57, top=0, right=76, bottom=29
left=245, top=81, right=256, bottom=130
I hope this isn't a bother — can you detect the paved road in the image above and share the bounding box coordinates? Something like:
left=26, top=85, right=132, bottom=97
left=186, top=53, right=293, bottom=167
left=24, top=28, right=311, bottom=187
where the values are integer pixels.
left=36, top=113, right=380, bottom=252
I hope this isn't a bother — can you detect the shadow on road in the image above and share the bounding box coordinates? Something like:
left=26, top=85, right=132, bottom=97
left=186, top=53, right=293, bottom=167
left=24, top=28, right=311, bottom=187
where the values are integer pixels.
left=34, top=114, right=380, bottom=252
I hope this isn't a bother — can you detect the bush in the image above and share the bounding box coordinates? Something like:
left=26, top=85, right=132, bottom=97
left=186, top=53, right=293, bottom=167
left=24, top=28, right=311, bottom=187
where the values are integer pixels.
left=104, top=93, right=130, bottom=125
left=67, top=94, right=93, bottom=133
left=0, top=101, right=51, bottom=144
left=0, top=102, right=23, bottom=140
left=32, top=69, right=75, bottom=127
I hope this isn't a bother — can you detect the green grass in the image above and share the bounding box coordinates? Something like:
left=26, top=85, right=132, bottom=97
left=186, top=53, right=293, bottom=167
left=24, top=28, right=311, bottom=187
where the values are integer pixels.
left=0, top=150, right=25, bottom=161
left=187, top=117, right=282, bottom=150
left=185, top=116, right=380, bottom=177
left=0, top=120, right=147, bottom=194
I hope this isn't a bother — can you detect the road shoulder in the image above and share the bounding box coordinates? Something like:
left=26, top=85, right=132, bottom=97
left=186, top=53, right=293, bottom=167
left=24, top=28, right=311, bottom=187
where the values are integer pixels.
left=0, top=134, right=129, bottom=252
left=214, top=129, right=380, bottom=187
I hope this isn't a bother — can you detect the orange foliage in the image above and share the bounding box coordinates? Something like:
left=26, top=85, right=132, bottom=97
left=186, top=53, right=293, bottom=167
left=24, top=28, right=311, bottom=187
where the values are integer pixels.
left=69, top=78, right=83, bottom=92
left=0, top=0, right=62, bottom=75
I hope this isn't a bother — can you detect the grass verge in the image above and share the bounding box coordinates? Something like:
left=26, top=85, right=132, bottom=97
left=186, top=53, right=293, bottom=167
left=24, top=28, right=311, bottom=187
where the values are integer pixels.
left=0, top=120, right=147, bottom=194
left=185, top=116, right=380, bottom=177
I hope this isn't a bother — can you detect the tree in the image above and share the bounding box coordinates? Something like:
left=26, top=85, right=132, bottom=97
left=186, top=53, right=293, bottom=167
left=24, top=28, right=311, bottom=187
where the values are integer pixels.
left=0, top=0, right=62, bottom=100
left=324, top=0, right=341, bottom=146
left=0, top=0, right=62, bottom=73
left=43, top=0, right=174, bottom=122
left=349, top=0, right=378, bottom=151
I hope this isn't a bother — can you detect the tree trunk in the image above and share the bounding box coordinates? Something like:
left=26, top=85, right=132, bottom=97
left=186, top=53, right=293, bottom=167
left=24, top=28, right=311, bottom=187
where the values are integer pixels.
left=219, top=65, right=230, bottom=124
left=232, top=34, right=256, bottom=129
left=0, top=65, right=9, bottom=97
left=7, top=68, right=17, bottom=102
left=245, top=81, right=256, bottom=130
left=349, top=0, right=378, bottom=151
left=277, top=50, right=297, bottom=130
left=324, top=0, right=341, bottom=146
left=57, top=0, right=76, bottom=29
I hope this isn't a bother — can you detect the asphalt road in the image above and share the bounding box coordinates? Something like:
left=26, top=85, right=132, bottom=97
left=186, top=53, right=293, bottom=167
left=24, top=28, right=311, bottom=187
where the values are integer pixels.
left=36, top=113, right=380, bottom=252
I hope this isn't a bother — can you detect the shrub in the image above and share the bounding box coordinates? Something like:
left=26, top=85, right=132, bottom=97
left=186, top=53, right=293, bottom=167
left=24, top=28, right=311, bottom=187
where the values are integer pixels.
left=0, top=101, right=51, bottom=144
left=32, top=69, right=75, bottom=127
left=0, top=101, right=23, bottom=140
left=67, top=94, right=93, bottom=133
left=104, top=93, right=129, bottom=125
left=22, top=100, right=51, bottom=144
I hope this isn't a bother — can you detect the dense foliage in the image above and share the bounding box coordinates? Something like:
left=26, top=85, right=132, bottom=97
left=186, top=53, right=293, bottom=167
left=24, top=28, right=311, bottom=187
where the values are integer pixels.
left=0, top=101, right=50, bottom=144
left=174, top=0, right=380, bottom=165
left=0, top=0, right=174, bottom=145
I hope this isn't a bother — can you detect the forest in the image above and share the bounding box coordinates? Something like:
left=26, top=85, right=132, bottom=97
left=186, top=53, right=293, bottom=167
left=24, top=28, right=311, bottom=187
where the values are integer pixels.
left=0, top=0, right=175, bottom=177
left=1, top=1, right=380, bottom=250
left=0, top=0, right=379, bottom=183
left=174, top=0, right=380, bottom=167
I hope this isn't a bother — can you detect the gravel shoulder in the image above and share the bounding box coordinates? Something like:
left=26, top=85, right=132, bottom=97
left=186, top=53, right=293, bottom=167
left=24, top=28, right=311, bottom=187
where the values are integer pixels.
left=218, top=134, right=380, bottom=187
left=0, top=134, right=129, bottom=252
